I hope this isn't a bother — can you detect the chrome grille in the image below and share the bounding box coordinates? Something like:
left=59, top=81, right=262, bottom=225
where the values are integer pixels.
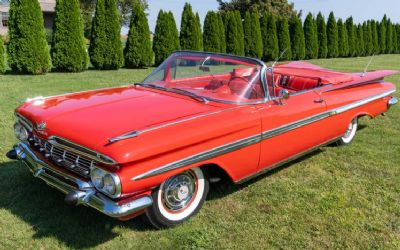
left=32, top=136, right=94, bottom=178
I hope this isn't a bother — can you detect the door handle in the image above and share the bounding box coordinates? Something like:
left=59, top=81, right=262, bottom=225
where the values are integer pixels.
left=314, top=98, right=325, bottom=103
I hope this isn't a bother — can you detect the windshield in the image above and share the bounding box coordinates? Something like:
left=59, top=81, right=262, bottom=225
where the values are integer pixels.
left=142, top=51, right=266, bottom=103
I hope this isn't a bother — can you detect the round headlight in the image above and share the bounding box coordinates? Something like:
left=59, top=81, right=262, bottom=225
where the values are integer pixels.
left=14, top=123, right=29, bottom=141
left=103, top=174, right=117, bottom=195
left=90, top=168, right=105, bottom=189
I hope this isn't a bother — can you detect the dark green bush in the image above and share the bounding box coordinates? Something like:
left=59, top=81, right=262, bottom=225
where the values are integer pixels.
left=337, top=18, right=349, bottom=57
left=7, top=0, right=51, bottom=74
left=89, top=0, right=124, bottom=70
left=243, top=10, right=263, bottom=59
left=386, top=19, right=394, bottom=54
left=180, top=3, right=202, bottom=51
left=326, top=12, right=339, bottom=58
left=289, top=15, right=305, bottom=60
left=203, top=11, right=226, bottom=53
left=316, top=12, right=327, bottom=58
left=356, top=24, right=365, bottom=56
left=346, top=17, right=357, bottom=57
left=224, top=11, right=244, bottom=56
left=261, top=13, right=279, bottom=61
left=379, top=16, right=387, bottom=54
left=277, top=18, right=292, bottom=60
left=124, top=0, right=153, bottom=68
left=51, top=0, right=88, bottom=72
left=303, top=13, right=318, bottom=59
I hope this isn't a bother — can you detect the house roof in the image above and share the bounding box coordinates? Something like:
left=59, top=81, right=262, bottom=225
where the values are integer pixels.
left=0, top=0, right=55, bottom=13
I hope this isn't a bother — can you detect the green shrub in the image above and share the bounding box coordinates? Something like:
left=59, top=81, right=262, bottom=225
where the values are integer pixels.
left=346, top=17, right=357, bottom=57
left=203, top=11, right=226, bottom=53
left=316, top=12, right=327, bottom=58
left=153, top=11, right=180, bottom=66
left=217, top=13, right=226, bottom=53
left=337, top=18, right=349, bottom=57
left=51, top=0, right=88, bottom=72
left=303, top=13, right=318, bottom=59
left=386, top=19, right=394, bottom=54
left=180, top=3, right=202, bottom=51
left=289, top=15, right=305, bottom=60
left=363, top=21, right=373, bottom=56
left=89, top=0, right=124, bottom=70
left=326, top=12, right=339, bottom=58
left=371, top=20, right=379, bottom=54
left=277, top=18, right=292, bottom=60
left=124, top=0, right=153, bottom=68
left=7, top=0, right=51, bottom=74
left=0, top=36, right=5, bottom=74
left=356, top=24, right=365, bottom=56
left=379, top=16, right=387, bottom=54
left=243, top=10, right=263, bottom=59
left=224, top=11, right=244, bottom=56
left=261, top=13, right=279, bottom=61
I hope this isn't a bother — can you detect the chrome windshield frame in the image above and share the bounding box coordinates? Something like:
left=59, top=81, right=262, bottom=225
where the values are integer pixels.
left=141, top=50, right=270, bottom=105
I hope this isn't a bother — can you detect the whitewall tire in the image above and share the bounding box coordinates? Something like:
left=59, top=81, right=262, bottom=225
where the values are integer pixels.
left=337, top=118, right=358, bottom=145
left=145, top=167, right=209, bottom=228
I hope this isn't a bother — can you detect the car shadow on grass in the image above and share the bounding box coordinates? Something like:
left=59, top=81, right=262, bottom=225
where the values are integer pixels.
left=0, top=160, right=155, bottom=249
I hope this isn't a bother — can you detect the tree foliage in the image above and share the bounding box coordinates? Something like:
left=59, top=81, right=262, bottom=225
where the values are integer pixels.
left=153, top=11, right=180, bottom=66
left=203, top=11, right=226, bottom=53
left=261, top=13, right=279, bottom=61
left=89, top=0, right=124, bottom=70
left=316, top=12, right=327, bottom=58
left=276, top=18, right=292, bottom=60
left=326, top=12, right=339, bottom=58
left=356, top=24, right=365, bottom=56
left=180, top=3, right=202, bottom=51
left=363, top=21, right=373, bottom=56
left=289, top=15, right=305, bottom=60
left=0, top=36, right=5, bottom=74
left=7, top=0, right=51, bottom=74
left=217, top=13, right=226, bottom=53
left=386, top=19, right=394, bottom=53
left=51, top=0, right=88, bottom=72
left=337, top=18, right=349, bottom=57
left=217, top=0, right=298, bottom=20
left=243, top=10, right=263, bottom=58
left=345, top=17, right=357, bottom=57
left=371, top=20, right=379, bottom=54
left=379, top=16, right=387, bottom=53
left=224, top=11, right=245, bottom=56
left=124, top=0, right=153, bottom=68
left=303, top=13, right=318, bottom=59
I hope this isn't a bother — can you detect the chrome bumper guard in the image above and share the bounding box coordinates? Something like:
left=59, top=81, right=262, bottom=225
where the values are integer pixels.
left=388, top=97, right=398, bottom=108
left=14, top=142, right=153, bottom=218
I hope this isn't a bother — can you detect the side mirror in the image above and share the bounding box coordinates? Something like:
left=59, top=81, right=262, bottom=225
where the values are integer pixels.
left=279, top=89, right=290, bottom=100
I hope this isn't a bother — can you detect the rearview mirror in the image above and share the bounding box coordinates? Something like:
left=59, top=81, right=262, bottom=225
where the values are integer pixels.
left=279, top=89, right=290, bottom=100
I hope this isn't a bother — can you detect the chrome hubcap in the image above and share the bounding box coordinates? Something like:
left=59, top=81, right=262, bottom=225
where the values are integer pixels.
left=344, top=122, right=354, bottom=138
left=162, top=171, right=196, bottom=212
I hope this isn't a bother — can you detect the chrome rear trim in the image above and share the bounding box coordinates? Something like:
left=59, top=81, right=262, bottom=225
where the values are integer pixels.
left=388, top=97, right=398, bottom=107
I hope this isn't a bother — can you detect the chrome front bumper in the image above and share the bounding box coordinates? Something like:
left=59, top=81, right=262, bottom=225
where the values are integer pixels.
left=388, top=97, right=398, bottom=108
left=13, top=142, right=153, bottom=218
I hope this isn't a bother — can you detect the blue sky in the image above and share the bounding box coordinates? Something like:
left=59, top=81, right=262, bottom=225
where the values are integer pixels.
left=140, top=0, right=400, bottom=33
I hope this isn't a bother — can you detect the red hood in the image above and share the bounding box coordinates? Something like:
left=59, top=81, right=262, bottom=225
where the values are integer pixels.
left=17, top=86, right=222, bottom=150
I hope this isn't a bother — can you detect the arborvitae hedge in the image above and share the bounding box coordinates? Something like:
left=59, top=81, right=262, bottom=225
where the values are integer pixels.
left=379, top=16, right=387, bottom=54
left=243, top=11, right=263, bottom=59
left=180, top=3, right=202, bottom=51
left=392, top=23, right=398, bottom=53
left=289, top=15, right=305, bottom=60
left=196, top=13, right=203, bottom=51
left=224, top=11, right=244, bottom=56
left=89, top=0, right=124, bottom=70
left=304, top=13, right=318, bottom=59
left=124, top=0, right=153, bottom=68
left=51, top=0, right=88, bottom=72
left=337, top=18, right=349, bottom=57
left=371, top=20, right=379, bottom=54
left=261, top=13, right=279, bottom=61
left=217, top=13, right=226, bottom=53
left=364, top=21, right=373, bottom=56
left=203, top=11, right=224, bottom=53
left=153, top=11, right=180, bottom=66
left=346, top=17, right=357, bottom=57
left=235, top=11, right=245, bottom=56
left=357, top=24, right=365, bottom=56
left=0, top=36, right=5, bottom=74
left=7, top=0, right=51, bottom=74
left=326, top=12, right=339, bottom=58
left=386, top=19, right=394, bottom=54
left=316, top=12, right=327, bottom=58
left=277, top=18, right=292, bottom=60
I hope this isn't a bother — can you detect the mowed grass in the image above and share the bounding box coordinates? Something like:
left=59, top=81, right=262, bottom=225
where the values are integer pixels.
left=0, top=55, right=399, bottom=249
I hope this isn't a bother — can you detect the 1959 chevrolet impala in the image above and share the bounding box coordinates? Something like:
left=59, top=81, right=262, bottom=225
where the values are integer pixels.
left=7, top=51, right=398, bottom=228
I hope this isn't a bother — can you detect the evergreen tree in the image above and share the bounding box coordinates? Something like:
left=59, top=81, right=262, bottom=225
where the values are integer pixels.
left=124, top=0, right=153, bottom=68
left=51, top=0, right=88, bottom=72
left=386, top=19, right=394, bottom=54
left=356, top=24, right=365, bottom=56
left=326, top=12, right=339, bottom=58
left=303, top=13, right=318, bottom=59
left=217, top=13, right=226, bottom=53
left=261, top=13, right=279, bottom=61
left=153, top=11, right=180, bottom=66
left=337, top=18, right=349, bottom=57
left=346, top=17, right=357, bottom=57
left=89, top=0, right=124, bottom=70
left=243, top=11, right=263, bottom=58
left=7, top=0, right=51, bottom=74
left=379, top=16, right=387, bottom=53
left=225, top=11, right=244, bottom=56
left=0, top=36, right=5, bottom=74
left=392, top=23, right=398, bottom=54
left=195, top=13, right=203, bottom=51
left=363, top=21, right=373, bottom=56
left=316, top=12, right=327, bottom=58
left=289, top=15, right=305, bottom=60
left=371, top=20, right=379, bottom=54
left=203, top=11, right=226, bottom=53
left=395, top=24, right=400, bottom=53
left=276, top=18, right=292, bottom=60
left=180, top=3, right=202, bottom=51
left=235, top=11, right=245, bottom=56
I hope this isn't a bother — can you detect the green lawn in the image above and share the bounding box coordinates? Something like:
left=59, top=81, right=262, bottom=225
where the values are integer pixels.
left=0, top=55, right=399, bottom=249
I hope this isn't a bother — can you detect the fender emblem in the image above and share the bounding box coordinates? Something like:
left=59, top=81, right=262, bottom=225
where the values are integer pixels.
left=36, top=122, right=47, bottom=131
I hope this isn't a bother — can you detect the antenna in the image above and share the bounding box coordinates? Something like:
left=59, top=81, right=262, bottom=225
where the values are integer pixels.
left=272, top=48, right=288, bottom=68
left=362, top=54, right=375, bottom=77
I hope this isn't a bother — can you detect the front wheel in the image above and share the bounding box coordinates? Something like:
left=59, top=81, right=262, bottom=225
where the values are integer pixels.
left=145, top=167, right=209, bottom=228
left=336, top=118, right=358, bottom=145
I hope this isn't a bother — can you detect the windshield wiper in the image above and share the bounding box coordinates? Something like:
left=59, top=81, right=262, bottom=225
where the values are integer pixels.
left=134, top=83, right=168, bottom=91
left=170, top=88, right=209, bottom=104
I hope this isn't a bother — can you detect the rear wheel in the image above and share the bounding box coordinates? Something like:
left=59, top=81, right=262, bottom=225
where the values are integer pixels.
left=145, top=167, right=209, bottom=229
left=337, top=118, right=358, bottom=145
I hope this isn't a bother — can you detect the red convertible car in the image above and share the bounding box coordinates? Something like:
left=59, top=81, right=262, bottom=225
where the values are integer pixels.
left=7, top=51, right=398, bottom=228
